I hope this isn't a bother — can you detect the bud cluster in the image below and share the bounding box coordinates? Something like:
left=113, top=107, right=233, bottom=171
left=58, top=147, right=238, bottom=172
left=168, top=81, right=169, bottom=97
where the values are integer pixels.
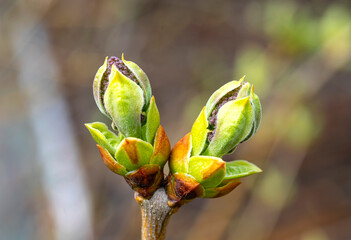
left=167, top=76, right=262, bottom=206
left=85, top=55, right=262, bottom=203
left=86, top=55, right=169, bottom=198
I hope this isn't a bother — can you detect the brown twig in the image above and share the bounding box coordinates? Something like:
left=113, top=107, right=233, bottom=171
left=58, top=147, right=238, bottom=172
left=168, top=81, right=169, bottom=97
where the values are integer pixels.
left=135, top=188, right=179, bottom=240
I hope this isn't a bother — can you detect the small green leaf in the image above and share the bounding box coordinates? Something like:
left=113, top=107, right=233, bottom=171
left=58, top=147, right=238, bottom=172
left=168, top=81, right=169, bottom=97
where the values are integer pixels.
left=224, top=160, right=262, bottom=180
left=104, top=65, right=144, bottom=138
left=188, top=156, right=225, bottom=188
left=115, top=138, right=153, bottom=171
left=85, top=122, right=121, bottom=156
left=150, top=125, right=171, bottom=168
left=169, top=133, right=192, bottom=174
left=240, top=89, right=262, bottom=143
left=93, top=57, right=110, bottom=118
left=191, top=107, right=209, bottom=156
left=251, top=92, right=262, bottom=133
left=143, top=96, right=160, bottom=144
left=122, top=54, right=152, bottom=110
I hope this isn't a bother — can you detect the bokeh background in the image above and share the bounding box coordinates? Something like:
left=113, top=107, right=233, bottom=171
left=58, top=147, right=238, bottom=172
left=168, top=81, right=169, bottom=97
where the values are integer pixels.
left=1, top=0, right=351, bottom=239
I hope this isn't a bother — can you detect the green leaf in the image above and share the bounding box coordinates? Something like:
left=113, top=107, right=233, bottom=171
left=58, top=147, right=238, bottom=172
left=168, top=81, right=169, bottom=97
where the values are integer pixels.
left=188, top=156, right=225, bottom=188
left=92, top=57, right=110, bottom=118
left=251, top=92, right=262, bottom=134
left=104, top=65, right=144, bottom=138
left=191, top=107, right=209, bottom=156
left=169, top=133, right=192, bottom=174
left=224, top=160, right=262, bottom=180
left=122, top=54, right=152, bottom=111
left=240, top=90, right=262, bottom=143
left=115, top=138, right=153, bottom=171
left=149, top=126, right=171, bottom=168
left=143, top=96, right=160, bottom=144
left=85, top=122, right=121, bottom=156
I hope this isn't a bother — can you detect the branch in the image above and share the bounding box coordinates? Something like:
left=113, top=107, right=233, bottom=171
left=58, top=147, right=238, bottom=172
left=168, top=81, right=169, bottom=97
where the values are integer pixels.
left=135, top=187, right=179, bottom=240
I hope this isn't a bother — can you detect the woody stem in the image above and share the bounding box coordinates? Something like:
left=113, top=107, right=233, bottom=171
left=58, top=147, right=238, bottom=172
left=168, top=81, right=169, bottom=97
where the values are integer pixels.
left=135, top=187, right=178, bottom=240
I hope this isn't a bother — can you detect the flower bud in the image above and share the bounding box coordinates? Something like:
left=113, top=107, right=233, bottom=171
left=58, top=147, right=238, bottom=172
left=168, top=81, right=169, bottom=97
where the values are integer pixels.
left=88, top=55, right=169, bottom=198
left=191, top=76, right=262, bottom=157
left=93, top=55, right=153, bottom=139
left=167, top=76, right=263, bottom=204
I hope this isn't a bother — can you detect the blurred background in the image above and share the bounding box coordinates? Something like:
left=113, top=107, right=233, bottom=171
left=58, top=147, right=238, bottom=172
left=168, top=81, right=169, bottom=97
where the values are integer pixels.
left=1, top=0, right=350, bottom=239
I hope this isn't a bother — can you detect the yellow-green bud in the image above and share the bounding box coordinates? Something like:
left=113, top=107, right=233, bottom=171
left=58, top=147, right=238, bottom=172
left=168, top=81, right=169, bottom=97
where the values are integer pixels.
left=191, top=76, right=262, bottom=157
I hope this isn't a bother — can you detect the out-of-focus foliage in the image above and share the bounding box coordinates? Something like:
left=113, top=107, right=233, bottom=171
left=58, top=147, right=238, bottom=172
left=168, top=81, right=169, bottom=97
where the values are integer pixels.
left=1, top=0, right=350, bottom=239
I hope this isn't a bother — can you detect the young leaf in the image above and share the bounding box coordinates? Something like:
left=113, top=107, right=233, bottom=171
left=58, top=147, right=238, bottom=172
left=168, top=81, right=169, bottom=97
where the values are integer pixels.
left=85, top=122, right=121, bottom=156
left=224, top=160, right=262, bottom=180
left=115, top=137, right=153, bottom=171
left=191, top=107, right=209, bottom=156
left=188, top=156, right=225, bottom=188
left=143, top=96, right=160, bottom=144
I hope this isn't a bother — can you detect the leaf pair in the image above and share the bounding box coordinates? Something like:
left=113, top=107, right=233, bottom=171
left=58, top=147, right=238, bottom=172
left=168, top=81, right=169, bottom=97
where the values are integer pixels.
left=86, top=122, right=171, bottom=198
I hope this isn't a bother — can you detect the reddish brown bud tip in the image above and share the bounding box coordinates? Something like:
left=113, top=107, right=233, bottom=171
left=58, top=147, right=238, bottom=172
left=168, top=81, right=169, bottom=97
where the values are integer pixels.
left=124, top=165, right=163, bottom=199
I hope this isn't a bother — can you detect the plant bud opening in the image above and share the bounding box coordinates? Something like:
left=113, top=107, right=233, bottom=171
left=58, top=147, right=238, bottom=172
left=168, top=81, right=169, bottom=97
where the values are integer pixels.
left=207, top=82, right=245, bottom=141
left=99, top=56, right=147, bottom=129
left=100, top=56, right=140, bottom=102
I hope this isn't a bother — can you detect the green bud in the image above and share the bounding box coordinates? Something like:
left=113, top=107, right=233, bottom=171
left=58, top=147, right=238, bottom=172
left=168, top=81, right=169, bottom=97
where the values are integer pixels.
left=167, top=76, right=263, bottom=203
left=204, top=97, right=254, bottom=157
left=105, top=65, right=144, bottom=138
left=92, top=55, right=153, bottom=139
left=190, top=76, right=262, bottom=157
left=88, top=55, right=171, bottom=198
